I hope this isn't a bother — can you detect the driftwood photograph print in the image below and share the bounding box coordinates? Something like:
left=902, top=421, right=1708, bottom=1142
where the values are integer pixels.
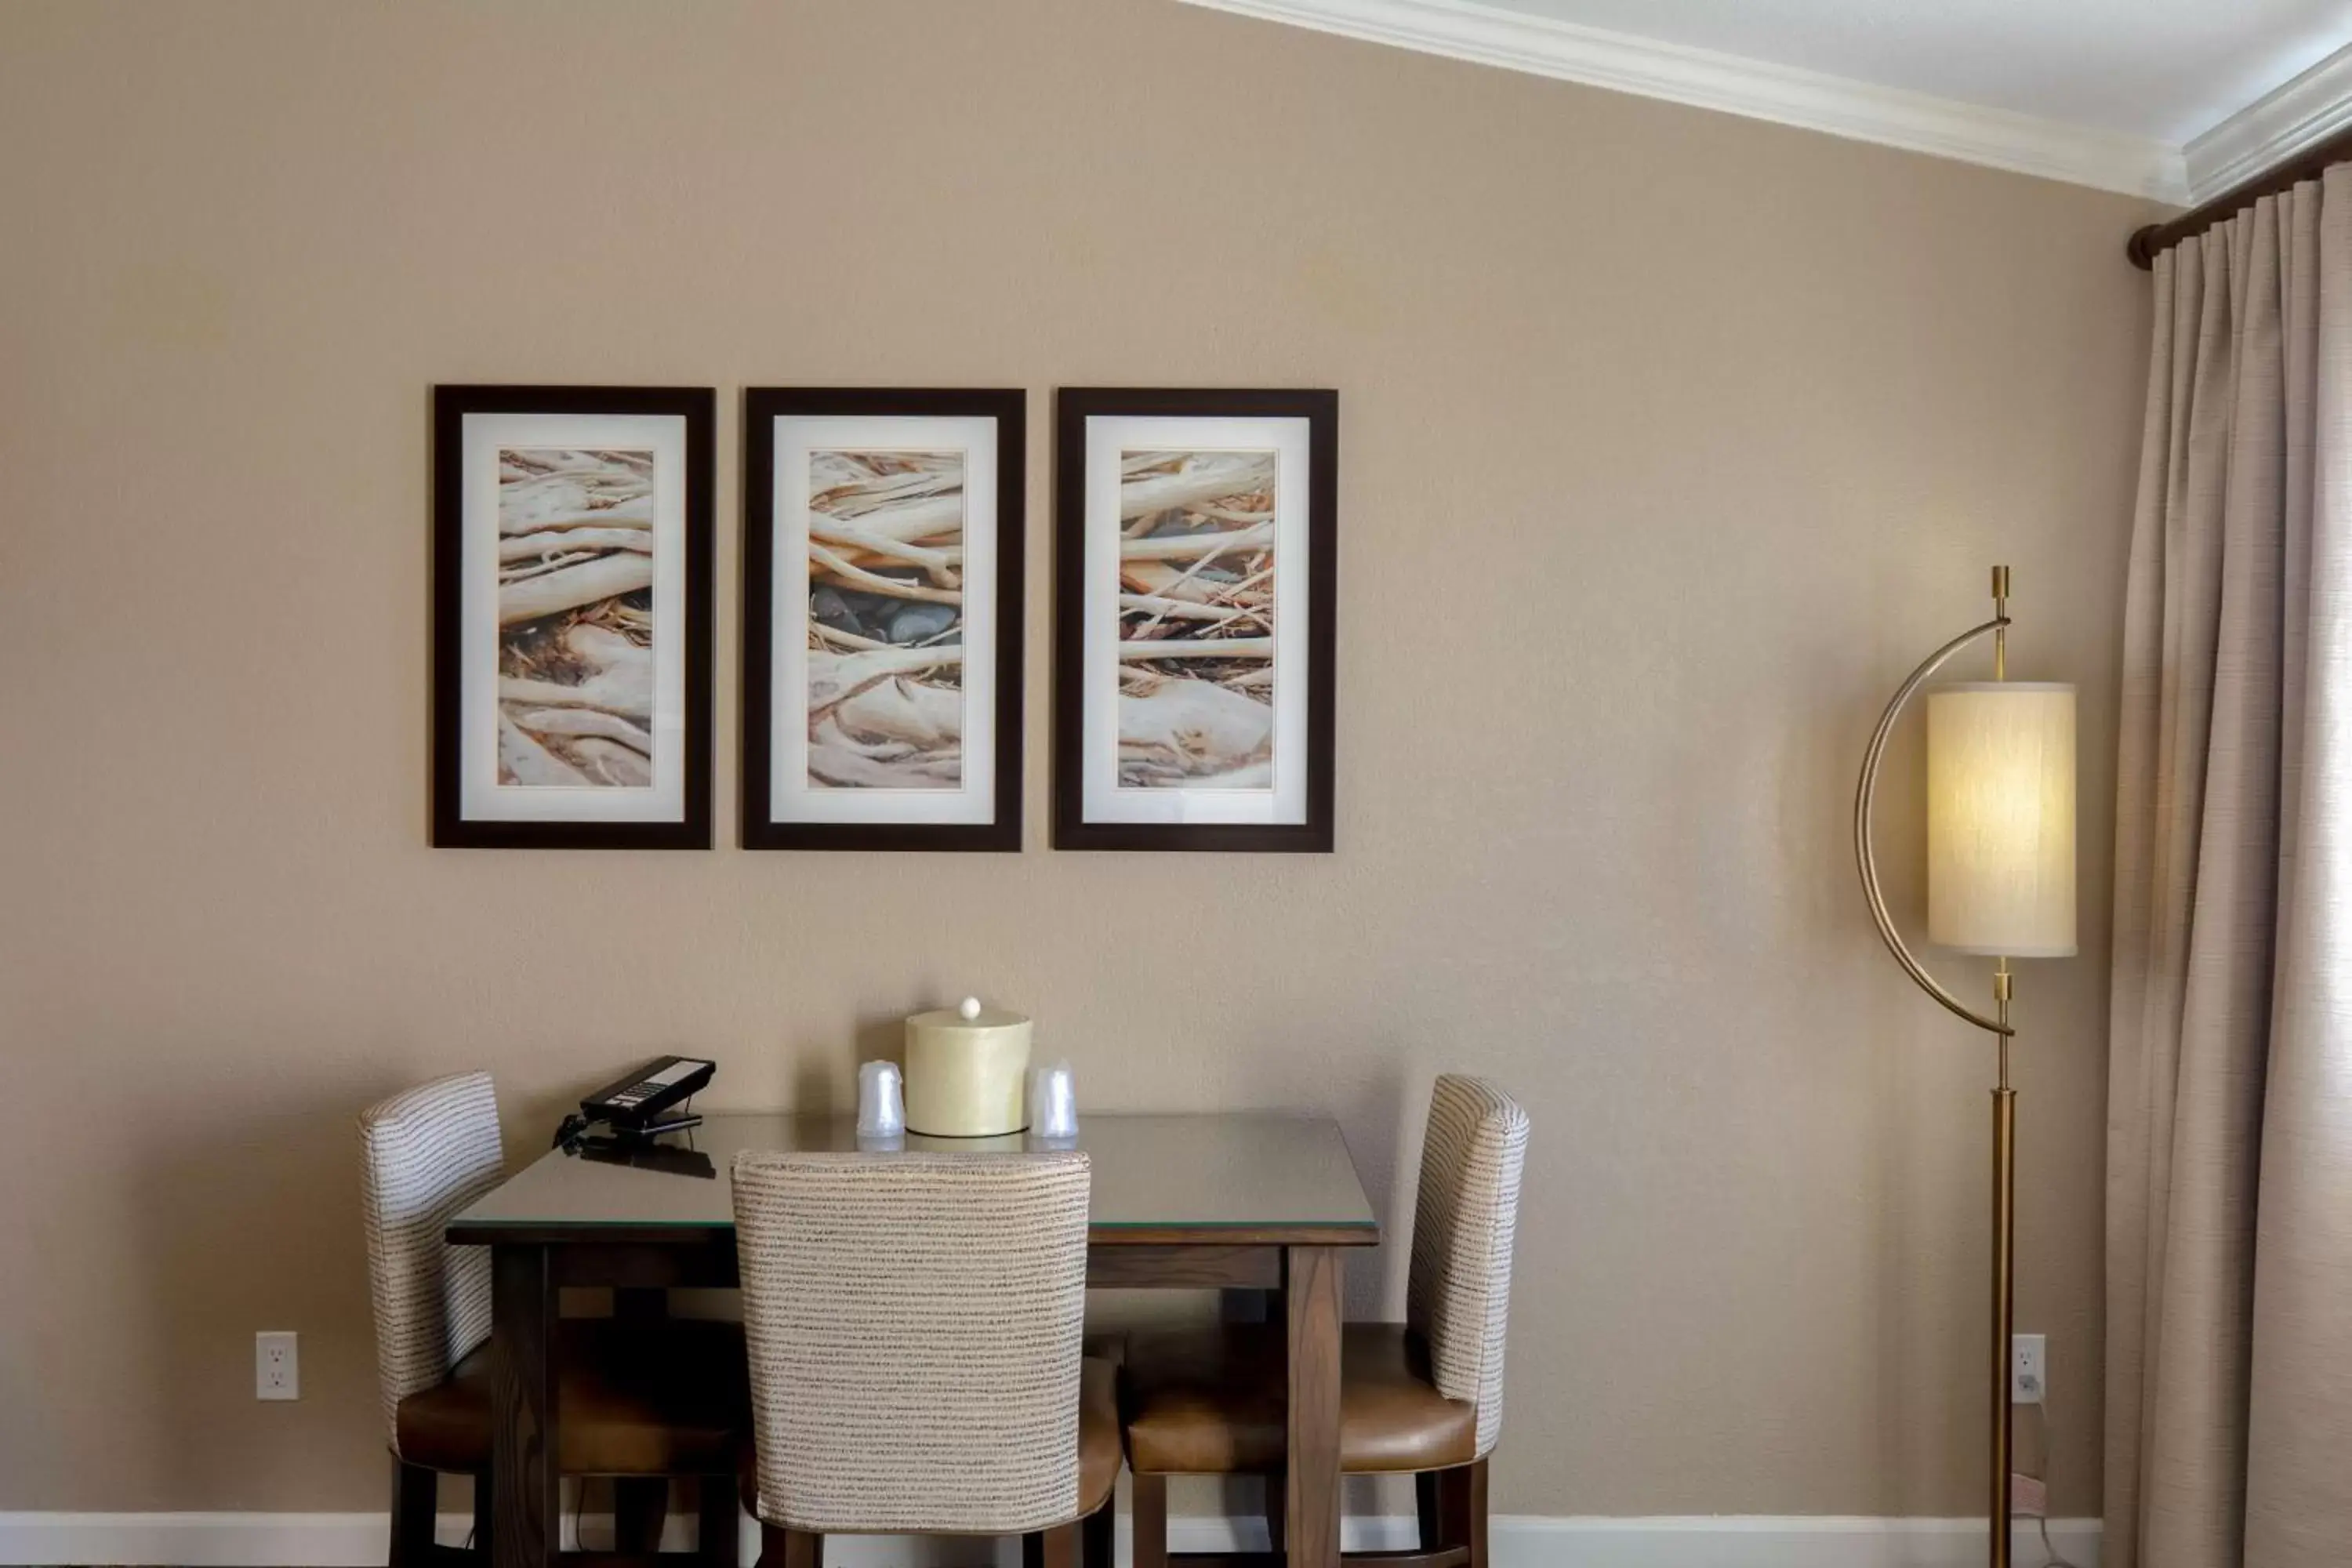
left=431, top=386, right=713, bottom=849
left=742, top=389, right=1023, bottom=851
left=1054, top=389, right=1336, bottom=852
left=1115, top=448, right=1279, bottom=789
left=804, top=448, right=968, bottom=788
left=495, top=447, right=662, bottom=786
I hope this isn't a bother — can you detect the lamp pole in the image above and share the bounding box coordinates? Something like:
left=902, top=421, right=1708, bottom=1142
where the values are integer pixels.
left=1990, top=964, right=2015, bottom=1568
left=1988, top=561, right=2013, bottom=1568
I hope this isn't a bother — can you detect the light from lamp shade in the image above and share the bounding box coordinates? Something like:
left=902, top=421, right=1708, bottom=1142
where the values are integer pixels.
left=1926, top=683, right=2076, bottom=958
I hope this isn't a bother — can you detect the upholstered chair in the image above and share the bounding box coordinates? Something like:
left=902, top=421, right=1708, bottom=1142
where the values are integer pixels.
left=731, top=1151, right=1120, bottom=1568
left=1120, top=1075, right=1529, bottom=1568
left=360, top=1072, right=748, bottom=1566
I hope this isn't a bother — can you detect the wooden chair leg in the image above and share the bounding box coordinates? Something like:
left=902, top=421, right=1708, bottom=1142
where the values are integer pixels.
left=390, top=1457, right=437, bottom=1568
left=698, top=1474, right=741, bottom=1567
left=1466, top=1457, right=1489, bottom=1568
left=471, top=1469, right=494, bottom=1559
left=762, top=1523, right=819, bottom=1568
left=1431, top=1460, right=1490, bottom=1568
left=1415, top=1470, right=1440, bottom=1555
left=1131, top=1472, right=1168, bottom=1568
left=1022, top=1521, right=1080, bottom=1568
left=1082, top=1497, right=1115, bottom=1568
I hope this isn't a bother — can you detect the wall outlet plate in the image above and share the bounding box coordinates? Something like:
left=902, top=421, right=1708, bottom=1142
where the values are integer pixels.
left=2012, top=1333, right=2046, bottom=1404
left=256, top=1330, right=299, bottom=1400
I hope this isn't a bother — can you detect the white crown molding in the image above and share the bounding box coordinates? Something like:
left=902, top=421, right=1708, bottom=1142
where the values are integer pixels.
left=1174, top=0, right=2188, bottom=203
left=2184, top=42, right=2352, bottom=203
left=0, top=1510, right=2103, bottom=1568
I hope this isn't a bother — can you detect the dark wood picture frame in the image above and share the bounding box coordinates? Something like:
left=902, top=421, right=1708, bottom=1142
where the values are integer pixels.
left=430, top=384, right=715, bottom=850
left=1053, top=387, right=1338, bottom=853
left=741, top=387, right=1025, bottom=851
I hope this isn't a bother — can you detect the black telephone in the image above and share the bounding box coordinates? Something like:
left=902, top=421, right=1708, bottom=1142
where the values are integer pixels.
left=583, top=1055, right=715, bottom=1127
left=557, top=1055, right=717, bottom=1151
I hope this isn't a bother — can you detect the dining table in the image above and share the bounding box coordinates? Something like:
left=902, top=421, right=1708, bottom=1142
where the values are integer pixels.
left=447, top=1111, right=1381, bottom=1568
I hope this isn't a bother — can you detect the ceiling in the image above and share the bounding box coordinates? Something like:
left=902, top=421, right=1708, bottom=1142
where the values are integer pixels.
left=1489, top=0, right=2351, bottom=143
left=1178, top=0, right=2352, bottom=201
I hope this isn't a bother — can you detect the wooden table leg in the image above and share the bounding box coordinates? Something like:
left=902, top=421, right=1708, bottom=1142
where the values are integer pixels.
left=1283, top=1245, right=1342, bottom=1568
left=611, top=1285, right=669, bottom=1552
left=699, top=1474, right=742, bottom=1567
left=613, top=1478, right=668, bottom=1554
left=492, top=1243, right=558, bottom=1568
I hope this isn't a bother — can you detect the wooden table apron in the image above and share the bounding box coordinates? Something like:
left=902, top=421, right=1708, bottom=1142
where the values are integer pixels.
left=447, top=1222, right=1377, bottom=1568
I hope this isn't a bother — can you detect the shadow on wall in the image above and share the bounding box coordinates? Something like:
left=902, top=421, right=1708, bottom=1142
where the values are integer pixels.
left=1336, top=1058, right=1417, bottom=1527
left=1219, top=1047, right=1417, bottom=1527
left=125, top=1065, right=390, bottom=1508
left=121, top=1050, right=645, bottom=1510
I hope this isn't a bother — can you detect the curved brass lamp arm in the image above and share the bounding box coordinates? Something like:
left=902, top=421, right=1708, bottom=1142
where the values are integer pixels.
left=1853, top=615, right=2016, bottom=1037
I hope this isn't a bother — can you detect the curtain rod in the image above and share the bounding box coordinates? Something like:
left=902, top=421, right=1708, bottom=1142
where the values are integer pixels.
left=2129, top=121, right=2352, bottom=269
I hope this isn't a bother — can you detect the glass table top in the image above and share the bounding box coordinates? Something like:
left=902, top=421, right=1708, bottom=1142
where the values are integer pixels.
left=449, top=1111, right=1379, bottom=1243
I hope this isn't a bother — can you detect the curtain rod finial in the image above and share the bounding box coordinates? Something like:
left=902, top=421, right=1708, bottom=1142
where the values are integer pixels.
left=2127, top=225, right=2160, bottom=270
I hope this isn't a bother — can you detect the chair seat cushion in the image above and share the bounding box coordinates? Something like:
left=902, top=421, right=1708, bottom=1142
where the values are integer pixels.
left=397, top=1318, right=746, bottom=1476
left=1120, top=1323, right=1475, bottom=1475
left=739, top=1356, right=1121, bottom=1524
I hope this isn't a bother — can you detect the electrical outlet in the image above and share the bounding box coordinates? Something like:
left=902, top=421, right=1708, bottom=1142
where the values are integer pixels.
left=256, top=1331, right=299, bottom=1401
left=2012, top=1333, right=2046, bottom=1404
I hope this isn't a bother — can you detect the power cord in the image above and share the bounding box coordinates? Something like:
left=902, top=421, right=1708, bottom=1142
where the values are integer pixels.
left=2019, top=1399, right=2080, bottom=1568
left=2035, top=1512, right=2077, bottom=1568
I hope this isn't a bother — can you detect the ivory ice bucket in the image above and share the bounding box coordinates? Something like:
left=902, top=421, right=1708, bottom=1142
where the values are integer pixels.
left=903, top=996, right=1032, bottom=1138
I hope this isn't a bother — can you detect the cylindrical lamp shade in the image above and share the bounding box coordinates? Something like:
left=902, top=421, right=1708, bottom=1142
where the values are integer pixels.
left=1926, top=683, right=2077, bottom=957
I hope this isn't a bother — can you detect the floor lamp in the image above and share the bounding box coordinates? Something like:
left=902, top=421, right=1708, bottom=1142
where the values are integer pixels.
left=1853, top=566, right=2076, bottom=1568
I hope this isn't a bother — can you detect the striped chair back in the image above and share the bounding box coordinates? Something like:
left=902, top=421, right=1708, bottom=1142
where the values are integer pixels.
left=1404, top=1074, right=1530, bottom=1458
left=358, top=1072, right=506, bottom=1451
left=732, top=1152, right=1092, bottom=1534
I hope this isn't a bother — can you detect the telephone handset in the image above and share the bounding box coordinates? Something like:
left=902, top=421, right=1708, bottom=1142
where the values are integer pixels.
left=580, top=1055, right=715, bottom=1128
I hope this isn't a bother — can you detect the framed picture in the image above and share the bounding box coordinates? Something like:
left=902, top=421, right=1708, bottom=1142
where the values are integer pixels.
left=430, top=385, right=714, bottom=849
left=742, top=388, right=1024, bottom=851
left=1053, top=388, right=1337, bottom=852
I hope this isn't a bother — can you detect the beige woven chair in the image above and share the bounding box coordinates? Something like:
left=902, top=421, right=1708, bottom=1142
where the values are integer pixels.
left=731, top=1151, right=1120, bottom=1568
left=361, top=1072, right=747, bottom=1567
left=1121, top=1076, right=1529, bottom=1568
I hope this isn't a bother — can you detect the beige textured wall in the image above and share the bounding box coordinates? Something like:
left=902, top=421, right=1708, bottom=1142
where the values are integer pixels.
left=0, top=0, right=2156, bottom=1519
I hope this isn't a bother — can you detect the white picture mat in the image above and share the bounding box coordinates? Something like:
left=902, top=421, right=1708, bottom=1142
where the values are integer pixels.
left=459, top=412, right=688, bottom=824
left=1081, top=415, right=1311, bottom=826
left=769, top=415, right=998, bottom=826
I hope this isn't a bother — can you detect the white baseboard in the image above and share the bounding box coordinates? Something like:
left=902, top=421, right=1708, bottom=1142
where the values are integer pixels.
left=1492, top=1516, right=2100, bottom=1566
left=0, top=1509, right=2101, bottom=1567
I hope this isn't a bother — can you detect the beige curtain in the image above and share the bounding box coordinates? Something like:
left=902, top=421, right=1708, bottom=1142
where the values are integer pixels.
left=2108, top=165, right=2352, bottom=1568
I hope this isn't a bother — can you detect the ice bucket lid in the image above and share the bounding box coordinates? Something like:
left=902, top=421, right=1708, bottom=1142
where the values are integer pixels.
left=907, top=996, right=1029, bottom=1032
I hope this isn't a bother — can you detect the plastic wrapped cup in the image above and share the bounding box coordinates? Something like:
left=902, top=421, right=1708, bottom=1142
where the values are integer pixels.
left=858, top=1060, right=906, bottom=1138
left=1027, top=1062, right=1078, bottom=1142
